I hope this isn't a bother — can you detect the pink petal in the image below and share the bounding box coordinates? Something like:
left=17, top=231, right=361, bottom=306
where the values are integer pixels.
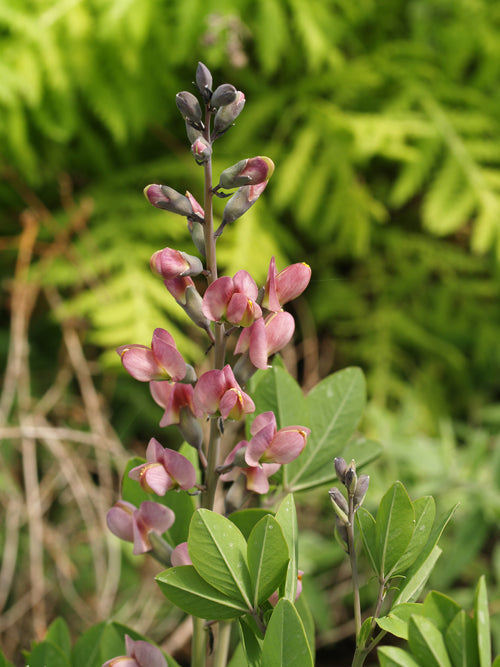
left=275, top=262, right=311, bottom=305
left=164, top=276, right=195, bottom=303
left=193, top=369, right=226, bottom=414
left=234, top=326, right=251, bottom=355
left=265, top=427, right=309, bottom=464
left=120, top=347, right=162, bottom=381
left=202, top=276, right=234, bottom=320
left=263, top=256, right=281, bottom=312
left=146, top=437, right=164, bottom=463
left=102, top=657, right=138, bottom=667
left=106, top=501, right=135, bottom=542
left=250, top=411, right=276, bottom=436
left=248, top=318, right=268, bottom=369
left=152, top=328, right=176, bottom=348
left=245, top=421, right=276, bottom=467
left=265, top=311, right=295, bottom=356
left=245, top=463, right=280, bottom=494
left=162, top=448, right=197, bottom=489
left=171, top=542, right=192, bottom=567
left=149, top=381, right=173, bottom=409
left=232, top=270, right=259, bottom=300
left=140, top=463, right=172, bottom=495
left=137, top=501, right=175, bottom=533
left=151, top=334, right=186, bottom=382
left=126, top=636, right=167, bottom=667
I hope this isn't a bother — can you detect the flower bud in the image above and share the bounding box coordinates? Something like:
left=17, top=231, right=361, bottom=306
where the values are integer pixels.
left=218, top=157, right=275, bottom=190
left=354, top=474, right=370, bottom=509
left=185, top=120, right=204, bottom=144
left=329, top=487, right=349, bottom=525
left=335, top=515, right=349, bottom=551
left=144, top=184, right=193, bottom=217
left=191, top=136, right=212, bottom=165
left=196, top=61, right=213, bottom=103
left=212, top=91, right=245, bottom=139
left=176, top=91, right=202, bottom=126
left=210, top=83, right=237, bottom=108
left=334, top=457, right=348, bottom=483
left=216, top=181, right=268, bottom=237
left=150, top=247, right=203, bottom=279
left=345, top=460, right=357, bottom=494
left=185, top=191, right=206, bottom=256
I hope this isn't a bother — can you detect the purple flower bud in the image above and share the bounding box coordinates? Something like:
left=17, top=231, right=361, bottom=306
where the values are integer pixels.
left=329, top=487, right=349, bottom=525
left=334, top=457, right=348, bottom=483
left=150, top=247, right=203, bottom=280
left=218, top=156, right=275, bottom=190
left=196, top=61, right=213, bottom=103
left=212, top=91, right=245, bottom=139
left=175, top=91, right=202, bottom=125
left=191, top=136, right=212, bottom=164
left=354, top=474, right=370, bottom=508
left=210, top=83, right=237, bottom=108
left=185, top=120, right=204, bottom=144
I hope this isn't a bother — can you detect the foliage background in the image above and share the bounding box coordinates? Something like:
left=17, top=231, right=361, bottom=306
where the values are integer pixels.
left=1, top=0, right=500, bottom=664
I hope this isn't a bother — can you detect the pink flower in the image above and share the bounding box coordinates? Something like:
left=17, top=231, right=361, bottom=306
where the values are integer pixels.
left=144, top=184, right=193, bottom=217
left=234, top=311, right=295, bottom=369
left=149, top=381, right=203, bottom=451
left=245, top=412, right=310, bottom=466
left=262, top=256, right=311, bottom=312
left=193, top=364, right=255, bottom=420
left=171, top=541, right=192, bottom=567
left=117, top=328, right=189, bottom=382
left=102, top=635, right=167, bottom=667
left=150, top=247, right=203, bottom=280
left=106, top=500, right=175, bottom=555
left=129, top=438, right=197, bottom=495
left=220, top=441, right=280, bottom=494
left=218, top=157, right=275, bottom=190
left=202, top=271, right=262, bottom=327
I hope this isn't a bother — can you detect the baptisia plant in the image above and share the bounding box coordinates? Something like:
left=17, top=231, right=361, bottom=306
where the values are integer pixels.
left=104, top=61, right=316, bottom=667
left=97, top=63, right=479, bottom=667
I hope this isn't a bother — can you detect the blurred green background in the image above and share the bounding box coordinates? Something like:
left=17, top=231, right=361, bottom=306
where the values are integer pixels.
left=1, top=0, right=500, bottom=663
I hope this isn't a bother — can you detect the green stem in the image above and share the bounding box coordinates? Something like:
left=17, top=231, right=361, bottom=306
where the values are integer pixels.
left=347, top=493, right=362, bottom=640
left=191, top=617, right=207, bottom=667
left=213, top=621, right=232, bottom=667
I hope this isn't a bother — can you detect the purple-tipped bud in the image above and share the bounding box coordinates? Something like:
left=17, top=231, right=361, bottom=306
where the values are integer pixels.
left=354, top=474, right=370, bottom=508
left=144, top=184, right=193, bottom=217
left=334, top=457, right=348, bottom=483
left=329, top=487, right=349, bottom=524
left=191, top=136, right=212, bottom=165
left=212, top=91, right=245, bottom=139
left=345, top=460, right=357, bottom=494
left=335, top=515, right=349, bottom=551
left=185, top=120, right=204, bottom=144
left=210, top=83, right=237, bottom=108
left=218, top=157, right=275, bottom=190
left=176, top=91, right=202, bottom=125
left=150, top=247, right=203, bottom=279
left=196, top=61, right=213, bottom=103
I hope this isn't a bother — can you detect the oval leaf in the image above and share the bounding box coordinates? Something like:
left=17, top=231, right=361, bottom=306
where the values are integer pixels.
left=378, top=646, right=422, bottom=667
left=188, top=509, right=252, bottom=607
left=445, top=610, right=479, bottom=667
left=156, top=566, right=248, bottom=620
left=392, top=496, right=435, bottom=575
left=375, top=482, right=415, bottom=579
left=474, top=575, right=491, bottom=667
left=275, top=494, right=299, bottom=601
left=408, top=615, right=452, bottom=667
left=261, top=599, right=313, bottom=667
left=248, top=516, right=289, bottom=606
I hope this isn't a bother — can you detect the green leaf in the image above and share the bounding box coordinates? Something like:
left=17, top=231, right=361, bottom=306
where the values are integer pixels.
left=188, top=509, right=253, bottom=607
left=239, top=617, right=263, bottom=667
left=229, top=508, right=274, bottom=540
left=248, top=365, right=306, bottom=433
left=474, top=575, right=491, bottom=667
left=375, top=482, right=415, bottom=579
left=378, top=646, right=422, bottom=667
left=0, top=649, right=14, bottom=667
left=45, top=617, right=71, bottom=657
left=294, top=594, right=315, bottom=661
left=394, top=546, right=442, bottom=605
left=25, top=642, right=70, bottom=667
left=392, top=496, right=435, bottom=575
left=340, top=436, right=383, bottom=470
left=357, top=507, right=379, bottom=574
left=247, top=515, right=289, bottom=607
left=156, top=566, right=248, bottom=620
left=422, top=592, right=463, bottom=633
left=376, top=604, right=422, bottom=640
left=287, top=368, right=366, bottom=492
left=445, top=610, right=479, bottom=667
left=407, top=615, right=452, bottom=667
left=358, top=616, right=374, bottom=647
left=261, top=599, right=314, bottom=667
left=275, top=494, right=299, bottom=601
left=72, top=623, right=107, bottom=667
